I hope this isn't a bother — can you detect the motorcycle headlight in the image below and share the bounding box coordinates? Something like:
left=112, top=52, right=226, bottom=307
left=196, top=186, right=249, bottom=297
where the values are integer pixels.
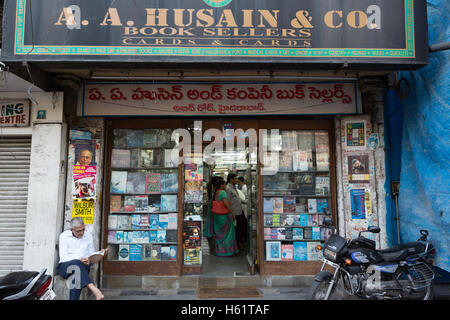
left=324, top=248, right=337, bottom=261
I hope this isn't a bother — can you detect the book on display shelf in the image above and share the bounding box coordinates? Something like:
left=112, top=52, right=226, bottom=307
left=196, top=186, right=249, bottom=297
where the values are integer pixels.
left=156, top=230, right=166, bottom=243
left=285, top=228, right=293, bottom=240
left=130, top=149, right=140, bottom=167
left=293, top=242, right=307, bottom=261
left=124, top=196, right=136, bottom=212
left=312, top=227, right=321, bottom=240
left=160, top=246, right=171, bottom=261
left=308, top=199, right=317, bottom=213
left=150, top=245, right=161, bottom=261
left=143, top=129, right=158, bottom=148
left=126, top=172, right=147, bottom=194
left=264, top=215, right=273, bottom=226
left=266, top=241, right=281, bottom=261
left=299, top=214, right=308, bottom=227
left=126, top=129, right=144, bottom=148
left=307, top=242, right=323, bottom=260
left=148, top=195, right=161, bottom=212
left=131, top=214, right=141, bottom=229
left=140, top=214, right=150, bottom=227
left=166, top=229, right=177, bottom=243
left=134, top=195, right=149, bottom=212
left=281, top=244, right=294, bottom=261
left=303, top=227, right=313, bottom=240
left=317, top=199, right=328, bottom=213
left=149, top=230, right=158, bottom=242
left=111, top=149, right=131, bottom=168
left=273, top=198, right=283, bottom=213
left=161, top=173, right=178, bottom=193
left=113, top=129, right=127, bottom=147
left=146, top=173, right=161, bottom=194
left=118, top=244, right=130, bottom=261
left=149, top=214, right=159, bottom=229
left=108, top=215, right=118, bottom=229
left=110, top=195, right=122, bottom=212
left=164, top=149, right=177, bottom=167
left=169, top=245, right=177, bottom=261
left=158, top=214, right=169, bottom=229
left=143, top=244, right=153, bottom=261
left=283, top=197, right=296, bottom=213
left=292, top=228, right=303, bottom=240
left=140, top=149, right=154, bottom=168
left=110, top=171, right=127, bottom=194
left=168, top=213, right=178, bottom=229
left=161, top=194, right=178, bottom=212
left=129, top=244, right=143, bottom=261
left=272, top=214, right=281, bottom=227
left=263, top=198, right=274, bottom=213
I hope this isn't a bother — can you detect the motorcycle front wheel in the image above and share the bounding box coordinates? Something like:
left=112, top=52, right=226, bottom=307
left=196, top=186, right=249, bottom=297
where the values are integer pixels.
left=309, top=279, right=336, bottom=300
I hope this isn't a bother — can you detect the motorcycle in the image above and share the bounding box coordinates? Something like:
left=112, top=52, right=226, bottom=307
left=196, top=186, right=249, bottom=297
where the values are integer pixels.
left=310, top=217, right=435, bottom=300
left=0, top=268, right=55, bottom=300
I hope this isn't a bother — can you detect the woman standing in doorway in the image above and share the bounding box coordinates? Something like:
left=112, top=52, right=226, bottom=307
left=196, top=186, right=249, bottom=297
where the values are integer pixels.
left=210, top=178, right=239, bottom=257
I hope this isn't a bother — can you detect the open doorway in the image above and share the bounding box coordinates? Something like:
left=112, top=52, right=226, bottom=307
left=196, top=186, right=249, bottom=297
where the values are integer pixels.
left=200, top=120, right=259, bottom=276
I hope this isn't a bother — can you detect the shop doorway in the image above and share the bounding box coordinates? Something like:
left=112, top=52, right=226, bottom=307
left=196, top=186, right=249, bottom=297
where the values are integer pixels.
left=199, top=120, right=259, bottom=276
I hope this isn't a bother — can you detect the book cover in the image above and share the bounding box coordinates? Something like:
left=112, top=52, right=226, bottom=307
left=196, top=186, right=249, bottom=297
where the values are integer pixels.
left=124, top=196, right=136, bottom=212
left=273, top=198, right=284, bottom=213
left=160, top=246, right=171, bottom=261
left=317, top=199, right=328, bottom=213
left=315, top=132, right=330, bottom=171
left=184, top=181, right=203, bottom=203
left=111, top=149, right=130, bottom=168
left=281, top=244, right=294, bottom=261
left=143, top=129, right=158, bottom=147
left=270, top=228, right=278, bottom=240
left=110, top=195, right=122, bottom=212
left=126, top=172, right=146, bottom=194
left=124, top=231, right=133, bottom=243
left=295, top=202, right=307, bottom=213
left=283, top=197, right=296, bottom=213
left=110, top=171, right=127, bottom=194
left=307, top=242, right=323, bottom=261
left=293, top=242, right=307, bottom=261
left=168, top=213, right=178, bottom=229
left=113, top=129, right=127, bottom=147
left=158, top=214, right=169, bottom=229
left=185, top=203, right=203, bottom=217
left=118, top=244, right=130, bottom=261
left=184, top=163, right=203, bottom=181
left=156, top=230, right=166, bottom=243
left=183, top=221, right=201, bottom=248
left=126, top=129, right=144, bottom=148
left=161, top=173, right=178, bottom=193
left=164, top=149, right=177, bottom=168
left=266, top=241, right=281, bottom=261
left=298, top=173, right=315, bottom=195
left=152, top=149, right=165, bottom=167
left=285, top=228, right=293, bottom=240
left=115, top=231, right=124, bottom=243
left=308, top=214, right=319, bottom=226
left=263, top=198, right=274, bottom=213
left=157, top=129, right=174, bottom=147
left=130, top=149, right=140, bottom=167
left=134, top=195, right=149, bottom=212
left=169, top=245, right=177, bottom=261
left=278, top=151, right=293, bottom=171
left=140, top=214, right=150, bottom=227
left=143, top=244, right=153, bottom=261
left=293, top=150, right=309, bottom=171
left=315, top=176, right=330, bottom=196
left=166, top=229, right=178, bottom=243
left=184, top=248, right=201, bottom=265
left=129, top=244, right=143, bottom=261
left=150, top=244, right=161, bottom=261
left=312, top=227, right=321, bottom=240
left=117, top=215, right=131, bottom=229
left=299, top=214, right=308, bottom=227
left=277, top=228, right=286, bottom=240
left=161, top=194, right=178, bottom=212
left=140, top=149, right=154, bottom=167
left=131, top=214, right=141, bottom=229
left=321, top=227, right=332, bottom=240
left=264, top=215, right=273, bottom=226
left=303, top=227, right=313, bottom=239
left=272, top=214, right=281, bottom=227
left=149, top=214, right=159, bottom=229
left=146, top=173, right=161, bottom=194
left=292, top=228, right=303, bottom=240
left=284, top=215, right=296, bottom=227
left=264, top=228, right=271, bottom=240
left=148, top=195, right=161, bottom=212
left=149, top=230, right=158, bottom=242
left=108, top=215, right=118, bottom=229
left=308, top=199, right=317, bottom=213
left=108, top=231, right=116, bottom=244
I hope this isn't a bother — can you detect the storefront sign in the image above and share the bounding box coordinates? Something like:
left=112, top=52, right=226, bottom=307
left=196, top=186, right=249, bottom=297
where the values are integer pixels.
left=82, top=82, right=359, bottom=116
left=1, top=0, right=427, bottom=66
left=0, top=100, right=30, bottom=127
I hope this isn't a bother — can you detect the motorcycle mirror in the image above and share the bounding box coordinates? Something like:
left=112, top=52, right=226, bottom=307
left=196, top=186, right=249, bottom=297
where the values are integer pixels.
left=368, top=226, right=380, bottom=233
left=323, top=217, right=333, bottom=227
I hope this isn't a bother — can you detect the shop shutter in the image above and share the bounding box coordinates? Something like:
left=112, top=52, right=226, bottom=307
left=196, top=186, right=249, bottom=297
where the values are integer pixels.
left=0, top=138, right=31, bottom=276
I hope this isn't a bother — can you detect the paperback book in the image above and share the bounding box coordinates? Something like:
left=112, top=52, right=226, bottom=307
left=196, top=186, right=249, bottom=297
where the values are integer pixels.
left=169, top=245, right=177, bottom=261
left=146, top=173, right=161, bottom=194
left=113, top=129, right=127, bottom=147
left=263, top=198, right=274, bottom=213
left=161, top=173, right=178, bottom=193
left=140, top=149, right=154, bottom=167
left=161, top=194, right=178, bottom=212
left=158, top=214, right=169, bottom=229
left=168, top=213, right=178, bottom=229
left=283, top=197, right=296, bottom=213
left=308, top=199, right=317, bottom=213
left=129, top=244, right=143, bottom=261
left=160, top=246, right=171, bottom=261
left=293, top=242, right=307, bottom=261
left=148, top=195, right=161, bottom=212
left=292, top=228, right=303, bottom=240
left=307, top=242, right=323, bottom=260
left=108, top=215, right=118, bottom=229
left=149, top=214, right=159, bottom=229
left=118, top=244, right=130, bottom=261
left=273, top=198, right=284, bottom=213
left=312, top=227, right=321, bottom=240
left=110, top=195, right=122, bottom=212
left=281, top=244, right=294, bottom=261
left=156, top=230, right=166, bottom=243
left=124, top=196, right=136, bottom=212
left=126, top=129, right=144, bottom=148
left=111, top=149, right=130, bottom=168
left=317, top=199, right=328, bottom=213
left=266, top=241, right=281, bottom=261
left=110, top=171, right=127, bottom=194
left=126, top=172, right=146, bottom=194
left=134, top=195, right=149, bottom=212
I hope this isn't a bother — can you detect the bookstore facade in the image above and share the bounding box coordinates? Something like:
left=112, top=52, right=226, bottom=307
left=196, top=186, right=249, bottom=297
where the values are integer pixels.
left=0, top=0, right=428, bottom=282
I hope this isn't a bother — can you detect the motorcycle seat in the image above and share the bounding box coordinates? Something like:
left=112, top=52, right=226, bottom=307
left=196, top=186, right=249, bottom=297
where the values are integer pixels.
left=0, top=271, right=38, bottom=300
left=377, top=242, right=426, bottom=262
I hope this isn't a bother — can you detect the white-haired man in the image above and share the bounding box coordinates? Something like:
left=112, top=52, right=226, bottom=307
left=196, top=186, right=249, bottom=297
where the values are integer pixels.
left=57, top=217, right=106, bottom=300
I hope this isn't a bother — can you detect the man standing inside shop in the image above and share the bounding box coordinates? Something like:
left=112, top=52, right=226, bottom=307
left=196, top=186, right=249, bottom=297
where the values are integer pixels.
left=226, top=173, right=246, bottom=250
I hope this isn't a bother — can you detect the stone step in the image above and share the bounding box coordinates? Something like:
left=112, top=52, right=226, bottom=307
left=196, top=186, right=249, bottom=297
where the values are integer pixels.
left=101, top=274, right=315, bottom=290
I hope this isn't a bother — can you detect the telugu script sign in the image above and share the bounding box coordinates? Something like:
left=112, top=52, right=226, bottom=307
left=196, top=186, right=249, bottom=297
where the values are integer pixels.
left=82, top=82, right=359, bottom=116
left=1, top=0, right=427, bottom=66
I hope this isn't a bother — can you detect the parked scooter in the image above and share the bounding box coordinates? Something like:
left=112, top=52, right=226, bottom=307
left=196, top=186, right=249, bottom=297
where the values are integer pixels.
left=0, top=268, right=55, bottom=300
left=310, top=215, right=435, bottom=300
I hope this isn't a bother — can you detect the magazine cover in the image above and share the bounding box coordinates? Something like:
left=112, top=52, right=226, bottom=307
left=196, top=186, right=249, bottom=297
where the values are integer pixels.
left=130, top=149, right=140, bottom=167
left=283, top=197, right=296, bottom=213
left=134, top=195, right=149, bottom=212
left=143, top=244, right=153, bottom=261
left=312, top=227, right=321, bottom=240
left=184, top=248, right=201, bottom=265
left=266, top=241, right=281, bottom=261
left=150, top=245, right=161, bottom=261
left=148, top=195, right=161, bottom=212
left=263, top=198, right=274, bottom=213
left=183, top=221, right=201, bottom=249
left=308, top=199, right=317, bottom=213
left=118, top=244, right=130, bottom=261
left=184, top=181, right=202, bottom=203
left=110, top=171, right=127, bottom=194
left=273, top=198, right=284, bottom=213
left=158, top=214, right=169, bottom=229
left=299, top=214, right=308, bottom=227
left=272, top=214, right=281, bottom=227
left=317, top=199, right=328, bottom=213
left=149, top=214, right=159, bottom=229
left=129, top=244, right=143, bottom=261
left=140, top=149, right=154, bottom=167
left=169, top=245, right=177, bottom=261
left=281, top=244, right=294, bottom=261
left=124, top=196, right=135, bottom=212
left=264, top=215, right=273, bottom=226
left=292, top=228, right=303, bottom=240
left=315, top=176, right=330, bottom=196
left=160, top=246, right=171, bottom=261
left=156, top=230, right=167, bottom=243
left=72, top=165, right=96, bottom=199
left=166, top=229, right=178, bottom=243
left=184, top=163, right=203, bottom=181
left=146, top=173, right=161, bottom=194
left=131, top=214, right=141, bottom=229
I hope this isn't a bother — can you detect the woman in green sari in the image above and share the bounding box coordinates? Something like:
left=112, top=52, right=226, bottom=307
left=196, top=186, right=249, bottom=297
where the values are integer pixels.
left=210, top=178, right=239, bottom=257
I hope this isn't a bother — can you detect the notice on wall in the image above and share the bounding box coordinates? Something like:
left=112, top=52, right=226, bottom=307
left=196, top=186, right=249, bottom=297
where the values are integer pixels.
left=347, top=154, right=370, bottom=183
left=72, top=165, right=97, bottom=199
left=350, top=189, right=366, bottom=220
left=72, top=198, right=95, bottom=224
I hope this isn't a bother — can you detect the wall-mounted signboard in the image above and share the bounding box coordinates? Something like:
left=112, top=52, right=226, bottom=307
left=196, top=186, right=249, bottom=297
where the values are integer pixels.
left=1, top=0, right=427, bottom=68
left=0, top=100, right=30, bottom=127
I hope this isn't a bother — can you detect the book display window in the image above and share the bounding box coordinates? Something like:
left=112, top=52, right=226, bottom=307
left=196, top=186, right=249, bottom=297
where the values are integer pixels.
left=106, top=128, right=179, bottom=263
left=262, top=130, right=333, bottom=263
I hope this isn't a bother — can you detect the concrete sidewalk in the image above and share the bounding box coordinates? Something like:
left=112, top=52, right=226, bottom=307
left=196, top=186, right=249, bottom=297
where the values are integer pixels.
left=88, top=283, right=450, bottom=300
